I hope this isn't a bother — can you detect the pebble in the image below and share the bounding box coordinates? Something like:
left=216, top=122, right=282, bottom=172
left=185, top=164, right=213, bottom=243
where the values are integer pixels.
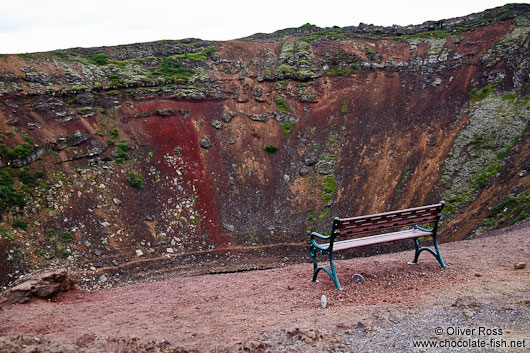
left=136, top=249, right=144, bottom=257
left=514, top=262, right=526, bottom=270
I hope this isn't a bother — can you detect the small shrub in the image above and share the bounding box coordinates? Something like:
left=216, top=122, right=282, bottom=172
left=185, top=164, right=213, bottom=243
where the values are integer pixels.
left=7, top=143, right=33, bottom=159
left=18, top=168, right=38, bottom=185
left=12, top=220, right=28, bottom=230
left=126, top=170, right=144, bottom=188
left=46, top=229, right=56, bottom=239
left=108, top=74, right=123, bottom=86
left=62, top=232, right=74, bottom=242
left=265, top=145, right=279, bottom=154
left=89, top=53, right=109, bottom=65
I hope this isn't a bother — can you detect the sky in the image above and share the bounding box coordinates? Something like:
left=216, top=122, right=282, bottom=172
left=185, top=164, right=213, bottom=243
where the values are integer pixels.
left=0, top=0, right=526, bottom=54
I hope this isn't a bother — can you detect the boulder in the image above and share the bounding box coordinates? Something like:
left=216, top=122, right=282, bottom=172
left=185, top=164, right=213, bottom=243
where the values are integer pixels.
left=0, top=269, right=76, bottom=306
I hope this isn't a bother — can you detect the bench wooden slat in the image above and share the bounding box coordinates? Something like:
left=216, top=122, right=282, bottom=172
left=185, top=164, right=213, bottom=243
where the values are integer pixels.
left=337, top=215, right=438, bottom=237
left=321, top=228, right=432, bottom=252
left=336, top=203, right=442, bottom=228
left=337, top=210, right=439, bottom=228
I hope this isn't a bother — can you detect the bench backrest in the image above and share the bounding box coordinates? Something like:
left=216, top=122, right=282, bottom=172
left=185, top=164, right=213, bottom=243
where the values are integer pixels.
left=333, top=202, right=444, bottom=238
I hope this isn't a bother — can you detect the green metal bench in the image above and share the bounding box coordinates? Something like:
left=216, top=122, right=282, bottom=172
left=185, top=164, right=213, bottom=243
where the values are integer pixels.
left=309, top=202, right=447, bottom=290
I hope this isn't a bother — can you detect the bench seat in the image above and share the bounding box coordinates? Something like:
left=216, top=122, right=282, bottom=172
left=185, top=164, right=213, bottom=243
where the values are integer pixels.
left=321, top=228, right=433, bottom=252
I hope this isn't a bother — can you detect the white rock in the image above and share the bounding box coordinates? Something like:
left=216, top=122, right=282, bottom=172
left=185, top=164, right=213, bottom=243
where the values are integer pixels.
left=321, top=294, right=327, bottom=308
left=136, top=249, right=144, bottom=257
left=166, top=247, right=174, bottom=254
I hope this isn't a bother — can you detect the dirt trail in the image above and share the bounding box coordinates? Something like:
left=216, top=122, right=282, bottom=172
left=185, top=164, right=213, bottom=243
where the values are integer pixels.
left=0, top=221, right=529, bottom=352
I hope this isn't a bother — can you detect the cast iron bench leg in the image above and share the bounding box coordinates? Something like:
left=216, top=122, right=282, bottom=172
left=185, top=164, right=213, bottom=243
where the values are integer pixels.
left=409, top=235, right=447, bottom=268
left=309, top=246, right=342, bottom=290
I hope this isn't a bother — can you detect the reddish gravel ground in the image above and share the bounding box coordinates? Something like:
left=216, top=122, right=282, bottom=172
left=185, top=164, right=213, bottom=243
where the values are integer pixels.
left=0, top=221, right=529, bottom=352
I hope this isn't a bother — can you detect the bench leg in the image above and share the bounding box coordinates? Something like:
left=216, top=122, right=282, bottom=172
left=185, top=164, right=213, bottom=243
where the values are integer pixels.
left=309, top=247, right=342, bottom=290
left=409, top=236, right=447, bottom=268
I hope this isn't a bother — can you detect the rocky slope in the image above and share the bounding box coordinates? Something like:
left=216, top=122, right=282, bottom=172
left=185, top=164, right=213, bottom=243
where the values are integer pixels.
left=0, top=4, right=529, bottom=287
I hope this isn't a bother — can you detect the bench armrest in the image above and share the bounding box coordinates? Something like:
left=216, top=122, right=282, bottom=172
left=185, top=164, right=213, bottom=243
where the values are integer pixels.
left=310, top=232, right=333, bottom=252
left=413, top=224, right=433, bottom=233
left=310, top=231, right=331, bottom=240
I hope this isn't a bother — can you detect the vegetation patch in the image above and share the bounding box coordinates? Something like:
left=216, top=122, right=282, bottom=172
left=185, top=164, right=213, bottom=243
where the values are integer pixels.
left=0, top=170, right=26, bottom=212
left=483, top=188, right=530, bottom=229
left=89, top=53, right=109, bottom=66
left=126, top=170, right=144, bottom=188
left=265, top=145, right=279, bottom=154
left=0, top=141, right=35, bottom=161
left=307, top=205, right=330, bottom=222
left=12, top=220, right=28, bottom=230
left=321, top=175, right=337, bottom=193
left=114, top=142, right=130, bottom=164
left=440, top=94, right=528, bottom=220
left=61, top=232, right=74, bottom=243
left=281, top=122, right=296, bottom=138
left=0, top=227, right=14, bottom=241
left=274, top=98, right=289, bottom=114
left=469, top=85, right=495, bottom=104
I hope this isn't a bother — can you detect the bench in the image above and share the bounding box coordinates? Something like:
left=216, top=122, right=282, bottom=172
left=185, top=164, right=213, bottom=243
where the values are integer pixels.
left=309, top=202, right=447, bottom=290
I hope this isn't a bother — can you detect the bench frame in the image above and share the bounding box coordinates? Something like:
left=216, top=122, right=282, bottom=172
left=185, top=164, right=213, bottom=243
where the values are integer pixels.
left=309, top=202, right=447, bottom=290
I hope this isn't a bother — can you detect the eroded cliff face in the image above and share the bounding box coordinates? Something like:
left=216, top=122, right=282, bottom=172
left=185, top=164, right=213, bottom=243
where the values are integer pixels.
left=0, top=4, right=529, bottom=286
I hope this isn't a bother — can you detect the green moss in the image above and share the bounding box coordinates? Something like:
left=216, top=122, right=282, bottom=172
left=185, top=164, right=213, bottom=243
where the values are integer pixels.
left=307, top=207, right=330, bottom=222
left=274, top=98, right=289, bottom=114
left=496, top=134, right=521, bottom=160
left=469, top=136, right=496, bottom=150
left=471, top=162, right=502, bottom=191
left=321, top=175, right=337, bottom=193
left=77, top=107, right=93, bottom=116
left=281, top=122, right=296, bottom=138
left=501, top=93, right=517, bottom=101
left=341, top=102, right=349, bottom=117
left=386, top=29, right=451, bottom=41
left=324, top=64, right=358, bottom=76
left=108, top=74, right=124, bottom=86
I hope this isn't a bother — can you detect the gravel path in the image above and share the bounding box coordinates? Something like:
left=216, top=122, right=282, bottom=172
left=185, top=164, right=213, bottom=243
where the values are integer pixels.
left=0, top=221, right=528, bottom=352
